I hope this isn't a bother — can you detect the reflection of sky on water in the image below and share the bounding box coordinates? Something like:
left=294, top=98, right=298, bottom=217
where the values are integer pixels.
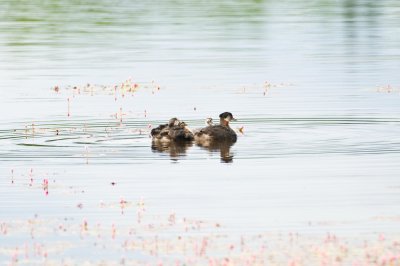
left=0, top=0, right=399, bottom=91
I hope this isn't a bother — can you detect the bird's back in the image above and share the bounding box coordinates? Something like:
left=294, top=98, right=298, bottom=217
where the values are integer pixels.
left=151, top=124, right=168, bottom=139
left=195, top=125, right=237, bottom=142
left=151, top=123, right=194, bottom=142
left=169, top=125, right=194, bottom=141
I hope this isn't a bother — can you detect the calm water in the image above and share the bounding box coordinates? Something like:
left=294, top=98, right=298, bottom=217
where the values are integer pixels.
left=1, top=0, right=400, bottom=263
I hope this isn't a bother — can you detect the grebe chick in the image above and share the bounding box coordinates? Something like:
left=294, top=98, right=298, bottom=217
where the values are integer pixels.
left=168, top=117, right=181, bottom=127
left=194, top=112, right=237, bottom=143
left=151, top=118, right=194, bottom=142
left=205, top=117, right=214, bottom=126
left=169, top=121, right=194, bottom=141
left=150, top=118, right=175, bottom=138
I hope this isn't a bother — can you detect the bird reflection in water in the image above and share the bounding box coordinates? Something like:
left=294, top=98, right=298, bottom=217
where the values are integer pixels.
left=196, top=140, right=235, bottom=163
left=151, top=140, right=193, bottom=160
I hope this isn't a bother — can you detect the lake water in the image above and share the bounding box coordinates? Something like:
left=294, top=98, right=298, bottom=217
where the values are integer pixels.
left=1, top=0, right=400, bottom=264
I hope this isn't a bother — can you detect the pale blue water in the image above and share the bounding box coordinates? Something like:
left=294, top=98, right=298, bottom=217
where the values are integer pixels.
left=1, top=0, right=400, bottom=264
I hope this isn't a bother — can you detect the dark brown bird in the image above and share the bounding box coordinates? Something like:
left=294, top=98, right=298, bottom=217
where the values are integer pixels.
left=194, top=112, right=237, bottom=144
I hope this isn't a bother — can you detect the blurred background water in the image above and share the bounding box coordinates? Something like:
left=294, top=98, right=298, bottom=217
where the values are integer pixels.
left=1, top=0, right=400, bottom=262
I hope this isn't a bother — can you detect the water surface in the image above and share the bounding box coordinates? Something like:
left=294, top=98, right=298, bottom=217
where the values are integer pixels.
left=1, top=0, right=400, bottom=264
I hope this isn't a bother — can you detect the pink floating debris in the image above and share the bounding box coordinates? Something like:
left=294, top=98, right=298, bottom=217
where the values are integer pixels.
left=82, top=219, right=88, bottom=231
left=111, top=224, right=116, bottom=239
left=67, top=98, right=70, bottom=117
left=168, top=213, right=176, bottom=225
left=0, top=223, right=7, bottom=235
left=120, top=198, right=128, bottom=214
left=29, top=168, right=33, bottom=187
left=43, top=179, right=49, bottom=196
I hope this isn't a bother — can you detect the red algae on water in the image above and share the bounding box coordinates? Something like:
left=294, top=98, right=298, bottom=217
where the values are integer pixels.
left=2, top=211, right=400, bottom=265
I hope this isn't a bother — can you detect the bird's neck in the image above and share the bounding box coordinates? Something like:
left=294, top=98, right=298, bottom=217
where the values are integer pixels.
left=220, top=118, right=229, bottom=127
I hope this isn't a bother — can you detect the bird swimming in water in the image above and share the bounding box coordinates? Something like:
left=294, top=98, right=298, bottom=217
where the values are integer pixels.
left=151, top=118, right=194, bottom=142
left=194, top=112, right=237, bottom=144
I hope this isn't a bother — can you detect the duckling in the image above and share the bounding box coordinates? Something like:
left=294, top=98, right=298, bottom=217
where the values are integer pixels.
left=151, top=118, right=194, bottom=142
left=205, top=117, right=214, bottom=126
left=194, top=112, right=237, bottom=143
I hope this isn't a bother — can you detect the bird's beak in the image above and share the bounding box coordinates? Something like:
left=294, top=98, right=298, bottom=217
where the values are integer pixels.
left=231, top=117, right=237, bottom=122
